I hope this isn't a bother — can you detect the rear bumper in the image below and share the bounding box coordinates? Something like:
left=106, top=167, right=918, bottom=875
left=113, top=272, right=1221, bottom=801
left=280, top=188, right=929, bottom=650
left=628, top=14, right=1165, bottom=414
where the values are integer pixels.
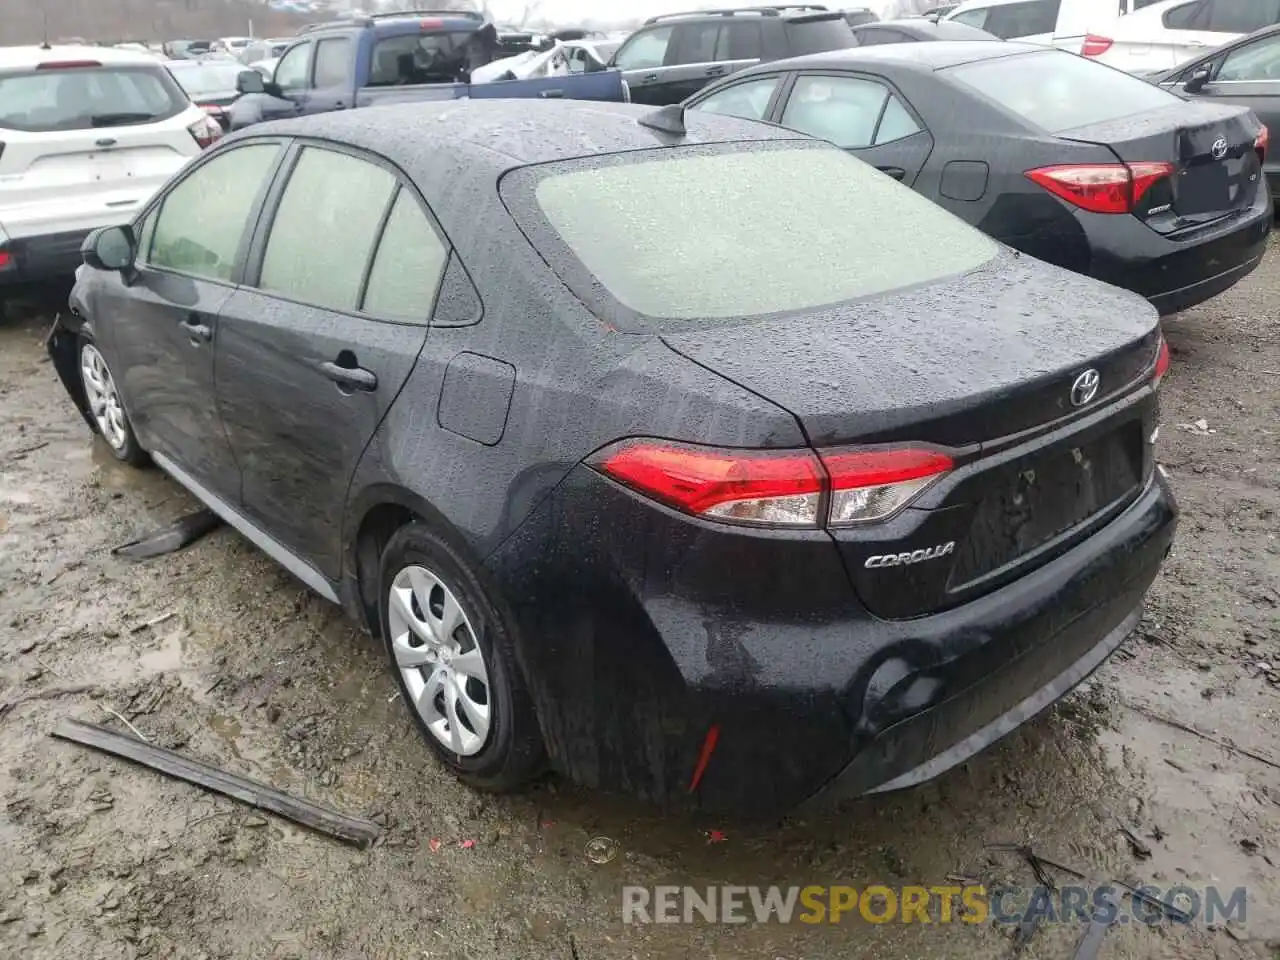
left=0, top=229, right=91, bottom=286
left=485, top=461, right=1178, bottom=818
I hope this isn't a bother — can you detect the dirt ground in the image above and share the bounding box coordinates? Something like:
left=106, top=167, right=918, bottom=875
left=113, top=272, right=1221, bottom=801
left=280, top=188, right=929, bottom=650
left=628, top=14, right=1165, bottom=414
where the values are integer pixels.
left=1, top=241, right=1278, bottom=960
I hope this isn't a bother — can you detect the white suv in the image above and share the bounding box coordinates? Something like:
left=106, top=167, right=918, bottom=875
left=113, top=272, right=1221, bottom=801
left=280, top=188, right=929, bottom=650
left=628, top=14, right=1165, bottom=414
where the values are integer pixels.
left=0, top=45, right=221, bottom=289
left=943, top=0, right=1168, bottom=48
left=1082, top=0, right=1280, bottom=73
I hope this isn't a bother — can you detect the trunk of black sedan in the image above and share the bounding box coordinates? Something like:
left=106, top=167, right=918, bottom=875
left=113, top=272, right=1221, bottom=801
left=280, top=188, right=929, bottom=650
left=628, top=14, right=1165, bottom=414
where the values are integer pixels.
left=1058, top=102, right=1263, bottom=232
left=661, top=251, right=1162, bottom=620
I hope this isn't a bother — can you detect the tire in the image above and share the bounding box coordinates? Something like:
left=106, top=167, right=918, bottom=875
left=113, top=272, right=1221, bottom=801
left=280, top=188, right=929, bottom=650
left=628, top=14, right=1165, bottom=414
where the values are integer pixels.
left=78, top=337, right=148, bottom=466
left=378, top=524, right=544, bottom=791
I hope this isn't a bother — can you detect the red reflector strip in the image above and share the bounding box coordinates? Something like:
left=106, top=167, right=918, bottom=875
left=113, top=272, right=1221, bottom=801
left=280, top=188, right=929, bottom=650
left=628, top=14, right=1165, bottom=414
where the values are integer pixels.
left=1154, top=333, right=1170, bottom=386
left=687, top=724, right=720, bottom=793
left=420, top=18, right=444, bottom=28
left=36, top=60, right=101, bottom=69
left=1256, top=124, right=1269, bottom=159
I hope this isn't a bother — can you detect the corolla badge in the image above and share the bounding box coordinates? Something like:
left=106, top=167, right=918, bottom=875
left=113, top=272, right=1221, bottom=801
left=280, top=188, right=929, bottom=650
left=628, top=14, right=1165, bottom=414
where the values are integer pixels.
left=1070, top=369, right=1100, bottom=407
left=865, top=541, right=955, bottom=569
left=1211, top=137, right=1228, bottom=159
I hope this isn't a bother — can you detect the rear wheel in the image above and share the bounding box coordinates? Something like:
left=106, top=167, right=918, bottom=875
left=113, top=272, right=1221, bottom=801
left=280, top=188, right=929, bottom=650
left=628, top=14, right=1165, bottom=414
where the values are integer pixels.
left=78, top=339, right=147, bottom=465
left=378, top=524, right=544, bottom=791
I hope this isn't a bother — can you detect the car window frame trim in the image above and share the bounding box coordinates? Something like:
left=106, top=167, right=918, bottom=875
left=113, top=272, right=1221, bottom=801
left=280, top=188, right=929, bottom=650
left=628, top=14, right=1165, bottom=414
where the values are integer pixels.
left=239, top=135, right=452, bottom=327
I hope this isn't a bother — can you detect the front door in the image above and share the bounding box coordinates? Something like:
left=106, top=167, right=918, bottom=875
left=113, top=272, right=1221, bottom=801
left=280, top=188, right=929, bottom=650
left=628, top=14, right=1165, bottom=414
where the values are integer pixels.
left=215, top=144, right=450, bottom=577
left=257, top=40, right=314, bottom=122
left=612, top=24, right=680, bottom=105
left=297, top=35, right=355, bottom=115
left=105, top=141, right=285, bottom=497
left=772, top=73, right=934, bottom=185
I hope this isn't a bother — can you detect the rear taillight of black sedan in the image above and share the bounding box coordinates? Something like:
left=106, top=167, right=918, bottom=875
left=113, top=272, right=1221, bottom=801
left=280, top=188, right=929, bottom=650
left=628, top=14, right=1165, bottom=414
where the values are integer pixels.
left=1025, top=161, right=1175, bottom=214
left=594, top=334, right=1171, bottom=530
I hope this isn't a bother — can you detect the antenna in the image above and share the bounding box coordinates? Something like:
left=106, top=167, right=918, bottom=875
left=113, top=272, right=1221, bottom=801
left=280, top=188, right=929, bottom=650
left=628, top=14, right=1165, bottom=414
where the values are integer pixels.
left=637, top=103, right=687, bottom=137
left=41, top=10, right=52, bottom=49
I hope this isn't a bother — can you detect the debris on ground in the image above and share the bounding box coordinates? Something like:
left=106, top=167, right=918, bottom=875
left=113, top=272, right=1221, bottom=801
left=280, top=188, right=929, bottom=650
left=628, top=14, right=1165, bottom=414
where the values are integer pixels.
left=111, top=508, right=224, bottom=560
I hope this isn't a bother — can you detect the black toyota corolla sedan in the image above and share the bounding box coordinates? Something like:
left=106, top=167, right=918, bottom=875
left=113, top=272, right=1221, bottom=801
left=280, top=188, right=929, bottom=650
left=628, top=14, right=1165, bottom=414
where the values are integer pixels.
left=48, top=100, right=1176, bottom=818
left=686, top=41, right=1273, bottom=316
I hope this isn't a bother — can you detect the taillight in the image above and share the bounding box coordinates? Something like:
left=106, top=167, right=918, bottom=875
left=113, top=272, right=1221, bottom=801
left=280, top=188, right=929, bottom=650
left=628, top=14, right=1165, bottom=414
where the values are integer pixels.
left=420, top=18, right=444, bottom=28
left=591, top=440, right=952, bottom=528
left=1025, top=162, right=1175, bottom=215
left=1256, top=124, right=1269, bottom=161
left=187, top=114, right=224, bottom=149
left=0, top=250, right=12, bottom=271
left=1081, top=34, right=1113, bottom=57
left=1153, top=333, right=1170, bottom=388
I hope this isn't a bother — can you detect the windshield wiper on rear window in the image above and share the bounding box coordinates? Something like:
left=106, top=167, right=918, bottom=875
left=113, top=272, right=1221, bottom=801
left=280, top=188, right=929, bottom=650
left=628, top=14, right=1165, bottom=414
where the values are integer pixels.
left=89, top=112, right=160, bottom=127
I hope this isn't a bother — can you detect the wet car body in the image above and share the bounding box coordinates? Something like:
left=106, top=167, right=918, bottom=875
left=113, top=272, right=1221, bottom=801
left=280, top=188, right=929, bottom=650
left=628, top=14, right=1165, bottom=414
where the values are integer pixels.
left=49, top=101, right=1176, bottom=818
left=686, top=42, right=1273, bottom=316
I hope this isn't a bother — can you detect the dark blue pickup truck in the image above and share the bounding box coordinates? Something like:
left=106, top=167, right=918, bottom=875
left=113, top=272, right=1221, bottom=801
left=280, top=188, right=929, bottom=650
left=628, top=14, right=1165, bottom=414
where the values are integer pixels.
left=228, top=10, right=627, bottom=131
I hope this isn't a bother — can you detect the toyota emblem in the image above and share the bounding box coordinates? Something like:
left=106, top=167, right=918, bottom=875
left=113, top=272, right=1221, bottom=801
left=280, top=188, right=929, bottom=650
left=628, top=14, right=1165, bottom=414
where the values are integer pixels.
left=1211, top=137, right=1228, bottom=159
left=1070, top=369, right=1100, bottom=407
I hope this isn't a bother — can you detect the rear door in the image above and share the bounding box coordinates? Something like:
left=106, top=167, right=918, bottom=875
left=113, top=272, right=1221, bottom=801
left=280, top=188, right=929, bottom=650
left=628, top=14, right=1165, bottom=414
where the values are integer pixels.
left=772, top=72, right=934, bottom=184
left=0, top=61, right=199, bottom=239
left=214, top=142, right=449, bottom=578
left=610, top=24, right=679, bottom=105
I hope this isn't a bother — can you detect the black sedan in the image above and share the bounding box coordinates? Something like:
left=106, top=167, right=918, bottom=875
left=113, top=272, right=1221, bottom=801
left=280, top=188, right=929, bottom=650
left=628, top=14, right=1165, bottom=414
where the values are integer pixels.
left=687, top=42, right=1273, bottom=315
left=49, top=100, right=1175, bottom=818
left=166, top=58, right=248, bottom=129
left=1146, top=23, right=1280, bottom=202
left=852, top=17, right=997, bottom=43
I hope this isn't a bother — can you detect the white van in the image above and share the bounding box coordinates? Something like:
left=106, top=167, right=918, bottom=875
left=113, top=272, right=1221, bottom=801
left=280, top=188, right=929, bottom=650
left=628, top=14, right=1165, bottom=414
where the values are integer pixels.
left=943, top=0, right=1163, bottom=49
left=1081, top=0, right=1280, bottom=73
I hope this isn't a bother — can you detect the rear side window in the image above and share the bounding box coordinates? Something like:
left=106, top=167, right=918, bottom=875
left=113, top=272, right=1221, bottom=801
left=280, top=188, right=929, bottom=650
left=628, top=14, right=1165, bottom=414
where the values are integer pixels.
left=0, top=65, right=189, bottom=132
left=1162, top=1, right=1208, bottom=29
left=781, top=75, right=919, bottom=148
left=717, top=21, right=763, bottom=60
left=513, top=145, right=996, bottom=323
left=950, top=8, right=990, bottom=28
left=784, top=17, right=859, bottom=55
left=314, top=38, right=350, bottom=87
left=259, top=148, right=395, bottom=311
left=1205, top=0, right=1280, bottom=33
left=361, top=190, right=449, bottom=321
left=368, top=31, right=476, bottom=85
left=946, top=50, right=1181, bottom=133
left=670, top=22, right=720, bottom=65
left=148, top=144, right=281, bottom=281
left=982, top=0, right=1061, bottom=38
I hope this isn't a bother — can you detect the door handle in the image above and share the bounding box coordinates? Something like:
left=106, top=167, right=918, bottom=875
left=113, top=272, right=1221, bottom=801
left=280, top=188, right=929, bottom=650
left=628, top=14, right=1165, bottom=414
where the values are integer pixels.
left=706, top=65, right=727, bottom=76
left=641, top=72, right=659, bottom=82
left=877, top=166, right=907, bottom=181
left=538, top=89, right=565, bottom=98
left=319, top=360, right=377, bottom=392
left=180, top=314, right=212, bottom=344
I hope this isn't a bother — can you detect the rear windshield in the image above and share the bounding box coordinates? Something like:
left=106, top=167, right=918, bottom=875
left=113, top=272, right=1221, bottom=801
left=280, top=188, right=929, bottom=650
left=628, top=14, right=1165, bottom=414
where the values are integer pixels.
left=168, top=61, right=245, bottom=98
left=512, top=143, right=997, bottom=324
left=368, top=30, right=497, bottom=85
left=945, top=50, right=1182, bottom=133
left=0, top=65, right=188, bottom=132
left=784, top=17, right=858, bottom=55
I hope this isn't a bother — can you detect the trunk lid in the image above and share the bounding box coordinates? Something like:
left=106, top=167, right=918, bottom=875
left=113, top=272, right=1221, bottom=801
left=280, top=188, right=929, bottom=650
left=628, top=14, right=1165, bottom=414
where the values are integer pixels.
left=1058, top=101, right=1263, bottom=234
left=661, top=250, right=1160, bottom=620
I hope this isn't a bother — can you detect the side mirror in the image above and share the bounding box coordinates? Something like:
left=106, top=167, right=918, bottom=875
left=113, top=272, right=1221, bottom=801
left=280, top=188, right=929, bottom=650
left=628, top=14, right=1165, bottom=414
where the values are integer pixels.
left=1184, top=67, right=1211, bottom=93
left=236, top=69, right=266, bottom=95
left=81, top=225, right=135, bottom=272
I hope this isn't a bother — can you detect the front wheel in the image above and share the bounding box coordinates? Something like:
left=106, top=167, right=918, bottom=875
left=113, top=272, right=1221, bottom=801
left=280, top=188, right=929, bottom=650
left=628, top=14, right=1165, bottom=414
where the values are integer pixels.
left=78, top=339, right=147, bottom=465
left=378, top=524, right=544, bottom=791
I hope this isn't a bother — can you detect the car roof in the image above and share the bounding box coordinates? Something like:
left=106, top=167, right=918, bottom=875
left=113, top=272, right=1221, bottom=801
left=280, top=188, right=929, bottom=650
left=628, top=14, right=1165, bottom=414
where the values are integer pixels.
left=750, top=38, right=1041, bottom=73
left=863, top=18, right=996, bottom=39
left=0, top=44, right=165, bottom=69
left=949, top=0, right=1049, bottom=11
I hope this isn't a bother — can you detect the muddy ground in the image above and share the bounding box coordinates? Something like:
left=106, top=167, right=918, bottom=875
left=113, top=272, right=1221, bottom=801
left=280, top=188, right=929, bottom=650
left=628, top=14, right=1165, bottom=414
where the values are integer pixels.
left=1, top=242, right=1278, bottom=960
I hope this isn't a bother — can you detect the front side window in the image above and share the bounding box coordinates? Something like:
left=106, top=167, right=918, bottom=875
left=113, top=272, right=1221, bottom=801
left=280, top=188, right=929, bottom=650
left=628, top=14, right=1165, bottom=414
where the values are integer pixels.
left=692, top=76, right=780, bottom=121
left=361, top=190, right=449, bottom=321
left=514, top=144, right=996, bottom=323
left=148, top=144, right=281, bottom=281
left=946, top=49, right=1182, bottom=133
left=314, top=38, right=351, bottom=87
left=781, top=75, right=892, bottom=149
left=614, top=26, right=674, bottom=70
left=258, top=147, right=395, bottom=311
left=1218, top=32, right=1280, bottom=80
left=274, top=43, right=311, bottom=90
left=983, top=0, right=1061, bottom=38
